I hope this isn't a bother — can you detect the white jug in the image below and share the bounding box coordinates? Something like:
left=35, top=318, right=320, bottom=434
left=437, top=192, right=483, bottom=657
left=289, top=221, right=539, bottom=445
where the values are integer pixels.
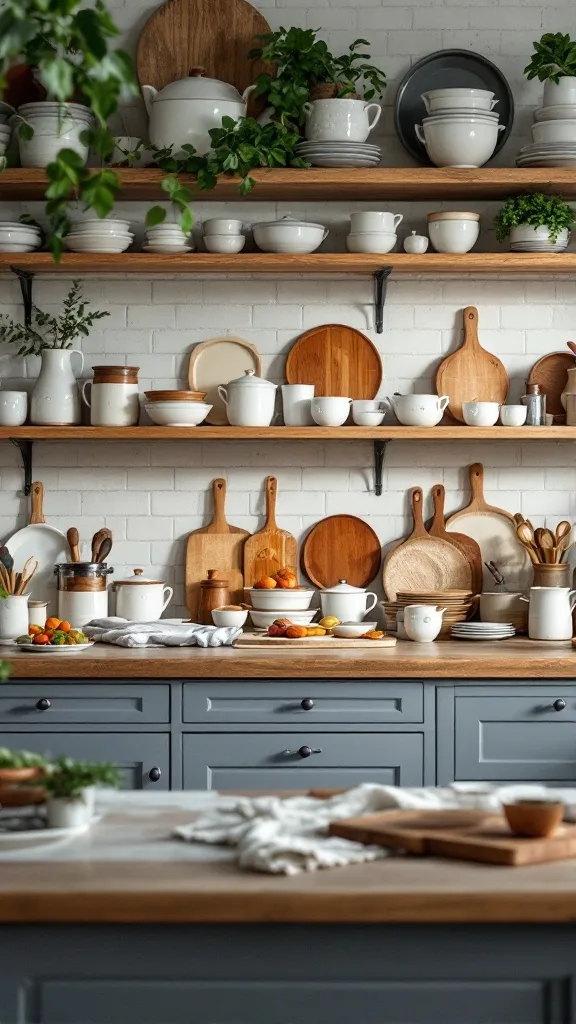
left=524, top=587, right=576, bottom=641
left=0, top=594, right=30, bottom=639
left=30, top=349, right=84, bottom=425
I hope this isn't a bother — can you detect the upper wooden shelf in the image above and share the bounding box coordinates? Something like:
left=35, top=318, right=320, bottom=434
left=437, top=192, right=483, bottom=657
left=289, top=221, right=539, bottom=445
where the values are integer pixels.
left=2, top=167, right=576, bottom=201
left=3, top=252, right=576, bottom=275
left=1, top=426, right=574, bottom=441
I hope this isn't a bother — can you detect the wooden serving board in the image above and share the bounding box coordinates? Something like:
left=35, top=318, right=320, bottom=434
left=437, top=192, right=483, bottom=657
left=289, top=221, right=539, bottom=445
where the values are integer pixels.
left=235, top=632, right=397, bottom=649
left=330, top=810, right=576, bottom=866
left=301, top=514, right=381, bottom=589
left=243, top=477, right=297, bottom=587
left=436, top=306, right=509, bottom=423
left=285, top=324, right=382, bottom=399
left=429, top=483, right=482, bottom=595
left=528, top=351, right=574, bottom=421
left=188, top=336, right=262, bottom=425
left=185, top=478, right=249, bottom=620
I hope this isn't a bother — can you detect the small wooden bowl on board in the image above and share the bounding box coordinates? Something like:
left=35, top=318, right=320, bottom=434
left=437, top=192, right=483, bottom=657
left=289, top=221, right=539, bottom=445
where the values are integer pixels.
left=503, top=800, right=564, bottom=838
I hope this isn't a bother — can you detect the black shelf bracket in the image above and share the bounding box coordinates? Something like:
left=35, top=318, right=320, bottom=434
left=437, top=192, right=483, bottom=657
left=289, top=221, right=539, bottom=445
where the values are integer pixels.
left=373, top=267, right=392, bottom=334
left=10, top=439, right=33, bottom=496
left=373, top=439, right=389, bottom=496
left=10, top=267, right=34, bottom=327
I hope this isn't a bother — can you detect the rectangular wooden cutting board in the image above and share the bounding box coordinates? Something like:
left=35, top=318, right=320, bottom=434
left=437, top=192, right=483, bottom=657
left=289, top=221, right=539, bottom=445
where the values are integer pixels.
left=234, top=632, right=397, bottom=649
left=185, top=478, right=249, bottom=620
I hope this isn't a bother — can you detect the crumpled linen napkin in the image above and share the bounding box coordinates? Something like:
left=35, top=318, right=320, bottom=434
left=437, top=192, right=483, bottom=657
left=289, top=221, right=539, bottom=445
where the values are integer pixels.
left=84, top=617, right=241, bottom=647
left=175, top=781, right=576, bottom=875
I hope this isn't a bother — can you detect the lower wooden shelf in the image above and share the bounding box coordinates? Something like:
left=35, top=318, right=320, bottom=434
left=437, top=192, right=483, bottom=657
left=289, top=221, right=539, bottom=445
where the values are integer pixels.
left=0, top=426, right=574, bottom=440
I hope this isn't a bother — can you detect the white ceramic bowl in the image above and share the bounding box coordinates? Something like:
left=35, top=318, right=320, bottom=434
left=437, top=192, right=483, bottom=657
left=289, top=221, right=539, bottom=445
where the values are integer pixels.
left=0, top=241, right=38, bottom=253
left=203, top=234, right=245, bottom=253
left=249, top=587, right=315, bottom=611
left=332, top=621, right=377, bottom=638
left=532, top=119, right=576, bottom=144
left=346, top=231, right=397, bottom=253
left=423, top=109, right=499, bottom=121
left=391, top=394, right=449, bottom=427
left=71, top=219, right=131, bottom=235
left=352, top=410, right=387, bottom=426
left=500, top=405, right=528, bottom=427
left=428, top=217, right=480, bottom=253
left=146, top=225, right=188, bottom=236
left=422, top=88, right=495, bottom=113
left=248, top=608, right=318, bottom=629
left=0, top=227, right=41, bottom=245
left=203, top=218, right=243, bottom=235
left=534, top=104, right=576, bottom=122
left=311, top=396, right=352, bottom=427
left=462, top=401, right=500, bottom=427
left=18, top=101, right=92, bottom=120
left=64, top=237, right=132, bottom=253
left=211, top=608, right=248, bottom=627
left=253, top=221, right=327, bottom=254
left=416, top=120, right=503, bottom=167
left=145, top=401, right=212, bottom=426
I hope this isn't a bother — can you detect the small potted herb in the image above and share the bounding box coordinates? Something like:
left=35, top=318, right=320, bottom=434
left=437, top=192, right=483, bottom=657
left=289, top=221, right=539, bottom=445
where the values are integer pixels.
left=494, top=192, right=575, bottom=249
left=42, top=756, right=121, bottom=829
left=525, top=32, right=576, bottom=106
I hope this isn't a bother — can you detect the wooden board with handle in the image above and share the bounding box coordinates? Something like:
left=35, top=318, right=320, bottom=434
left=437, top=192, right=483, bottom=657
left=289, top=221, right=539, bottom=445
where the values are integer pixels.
left=301, top=514, right=382, bottom=589
left=382, top=487, right=472, bottom=601
left=445, top=463, right=531, bottom=592
left=435, top=306, right=509, bottom=423
left=285, top=324, right=382, bottom=399
left=528, top=351, right=574, bottom=422
left=428, top=483, right=483, bottom=595
left=6, top=481, right=68, bottom=618
left=235, top=632, right=396, bottom=649
left=243, top=476, right=297, bottom=587
left=185, top=478, right=249, bottom=620
left=329, top=810, right=576, bottom=867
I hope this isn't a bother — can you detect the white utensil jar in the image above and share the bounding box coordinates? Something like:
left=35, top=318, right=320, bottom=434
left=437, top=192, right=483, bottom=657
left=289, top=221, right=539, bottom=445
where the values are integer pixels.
left=0, top=594, right=30, bottom=638
left=303, top=98, right=382, bottom=142
left=82, top=381, right=140, bottom=426
left=281, top=384, right=315, bottom=426
left=525, top=586, right=576, bottom=640
left=114, top=569, right=173, bottom=621
left=319, top=580, right=378, bottom=623
left=58, top=589, right=109, bottom=627
left=218, top=369, right=277, bottom=426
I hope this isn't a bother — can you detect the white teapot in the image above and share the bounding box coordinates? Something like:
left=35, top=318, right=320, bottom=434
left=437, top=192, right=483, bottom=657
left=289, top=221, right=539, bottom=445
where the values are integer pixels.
left=319, top=580, right=378, bottom=623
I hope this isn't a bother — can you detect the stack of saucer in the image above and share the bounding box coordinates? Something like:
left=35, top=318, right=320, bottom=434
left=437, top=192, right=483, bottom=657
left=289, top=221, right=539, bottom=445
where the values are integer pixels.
left=65, top=219, right=133, bottom=254
left=516, top=142, right=576, bottom=168
left=295, top=140, right=381, bottom=168
left=144, top=224, right=194, bottom=254
left=509, top=226, right=569, bottom=253
left=451, top=621, right=515, bottom=641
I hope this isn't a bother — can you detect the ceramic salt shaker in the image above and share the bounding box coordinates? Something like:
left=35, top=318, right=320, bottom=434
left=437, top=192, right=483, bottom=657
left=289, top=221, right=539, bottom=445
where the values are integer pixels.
left=403, top=231, right=429, bottom=254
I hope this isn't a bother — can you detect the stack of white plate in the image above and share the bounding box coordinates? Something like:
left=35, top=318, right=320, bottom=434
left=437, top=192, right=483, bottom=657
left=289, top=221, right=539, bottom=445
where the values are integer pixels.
left=0, top=221, right=42, bottom=253
left=295, top=140, right=381, bottom=168
left=451, top=621, right=516, bottom=641
left=144, top=223, right=194, bottom=254
left=65, top=218, right=133, bottom=254
left=516, top=141, right=576, bottom=167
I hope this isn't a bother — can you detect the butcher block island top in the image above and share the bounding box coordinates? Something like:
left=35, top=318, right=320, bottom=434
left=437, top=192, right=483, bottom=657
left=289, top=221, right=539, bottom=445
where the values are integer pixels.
left=6, top=637, right=576, bottom=678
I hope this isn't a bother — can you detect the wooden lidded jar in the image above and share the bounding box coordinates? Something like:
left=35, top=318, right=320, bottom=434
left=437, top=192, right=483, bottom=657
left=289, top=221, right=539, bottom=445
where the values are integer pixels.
left=197, top=569, right=230, bottom=625
left=83, top=365, right=140, bottom=427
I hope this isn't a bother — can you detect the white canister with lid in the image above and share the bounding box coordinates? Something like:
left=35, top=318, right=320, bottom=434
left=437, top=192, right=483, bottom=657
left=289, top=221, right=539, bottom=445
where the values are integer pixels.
left=58, top=589, right=109, bottom=627
left=114, top=569, right=173, bottom=621
left=319, top=579, right=378, bottom=623
left=218, top=369, right=277, bottom=426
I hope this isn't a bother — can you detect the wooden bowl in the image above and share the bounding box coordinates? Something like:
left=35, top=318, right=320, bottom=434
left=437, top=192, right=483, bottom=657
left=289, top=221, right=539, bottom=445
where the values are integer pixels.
left=0, top=766, right=45, bottom=807
left=503, top=801, right=564, bottom=838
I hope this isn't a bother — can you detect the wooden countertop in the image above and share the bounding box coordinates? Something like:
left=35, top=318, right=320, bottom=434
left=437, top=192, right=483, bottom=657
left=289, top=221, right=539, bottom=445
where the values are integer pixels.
left=4, top=638, right=576, bottom=678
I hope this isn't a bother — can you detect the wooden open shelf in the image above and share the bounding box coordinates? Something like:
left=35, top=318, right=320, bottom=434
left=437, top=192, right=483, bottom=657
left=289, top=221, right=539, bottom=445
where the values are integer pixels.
left=1, top=426, right=574, bottom=440
left=3, top=167, right=576, bottom=202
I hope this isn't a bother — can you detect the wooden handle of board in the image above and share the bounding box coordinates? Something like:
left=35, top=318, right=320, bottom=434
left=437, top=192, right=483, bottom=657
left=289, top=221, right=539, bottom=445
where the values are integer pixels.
left=29, top=481, right=45, bottom=524
left=212, top=478, right=227, bottom=528
left=265, top=476, right=278, bottom=529
left=430, top=484, right=447, bottom=535
left=468, top=463, right=485, bottom=511
left=463, top=306, right=480, bottom=350
left=410, top=487, right=427, bottom=539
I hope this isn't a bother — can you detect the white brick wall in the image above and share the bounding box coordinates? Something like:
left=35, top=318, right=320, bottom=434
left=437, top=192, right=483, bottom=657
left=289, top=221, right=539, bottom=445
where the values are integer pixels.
left=0, top=0, right=574, bottom=617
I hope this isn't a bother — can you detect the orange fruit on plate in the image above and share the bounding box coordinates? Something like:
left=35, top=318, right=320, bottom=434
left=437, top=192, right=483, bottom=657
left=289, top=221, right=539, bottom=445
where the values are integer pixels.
left=45, top=617, right=60, bottom=631
left=58, top=621, right=72, bottom=632
left=254, top=576, right=277, bottom=589
left=28, top=624, right=43, bottom=636
left=33, top=633, right=50, bottom=645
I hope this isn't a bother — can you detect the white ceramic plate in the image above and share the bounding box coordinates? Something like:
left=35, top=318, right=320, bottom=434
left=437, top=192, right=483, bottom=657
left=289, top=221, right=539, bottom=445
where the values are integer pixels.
left=534, top=105, right=576, bottom=121
left=0, top=818, right=97, bottom=850
left=142, top=244, right=194, bottom=254
left=16, top=642, right=95, bottom=654
left=188, top=336, right=262, bottom=425
left=307, top=157, right=381, bottom=167
left=6, top=522, right=68, bottom=618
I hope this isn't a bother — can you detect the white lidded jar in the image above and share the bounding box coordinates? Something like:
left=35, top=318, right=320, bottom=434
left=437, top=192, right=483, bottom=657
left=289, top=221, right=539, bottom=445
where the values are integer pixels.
left=218, top=369, right=277, bottom=426
left=114, top=569, right=173, bottom=622
left=319, top=579, right=378, bottom=623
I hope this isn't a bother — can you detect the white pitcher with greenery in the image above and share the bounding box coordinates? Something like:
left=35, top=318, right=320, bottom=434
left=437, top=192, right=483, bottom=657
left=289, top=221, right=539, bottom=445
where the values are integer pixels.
left=0, top=281, right=109, bottom=425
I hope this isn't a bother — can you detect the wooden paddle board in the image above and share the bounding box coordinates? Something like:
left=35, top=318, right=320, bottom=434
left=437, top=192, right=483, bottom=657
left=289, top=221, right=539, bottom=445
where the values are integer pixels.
left=435, top=306, right=509, bottom=423
left=235, top=632, right=396, bottom=649
left=243, top=477, right=297, bottom=587
left=185, top=478, right=249, bottom=620
left=285, top=324, right=382, bottom=399
left=429, top=484, right=482, bottom=595
left=301, top=514, right=381, bottom=589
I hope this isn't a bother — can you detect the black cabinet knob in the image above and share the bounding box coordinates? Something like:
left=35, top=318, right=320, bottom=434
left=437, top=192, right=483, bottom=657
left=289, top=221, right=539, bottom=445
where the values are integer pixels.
left=301, top=698, right=315, bottom=711
left=284, top=745, right=322, bottom=759
left=553, top=699, right=567, bottom=712
left=36, top=698, right=51, bottom=711
left=148, top=766, right=162, bottom=782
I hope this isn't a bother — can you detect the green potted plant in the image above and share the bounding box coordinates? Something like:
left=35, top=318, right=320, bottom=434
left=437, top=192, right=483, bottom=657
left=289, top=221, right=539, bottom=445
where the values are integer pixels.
left=42, top=756, right=121, bottom=828
left=0, top=280, right=109, bottom=425
left=494, top=192, right=575, bottom=249
left=525, top=32, right=576, bottom=105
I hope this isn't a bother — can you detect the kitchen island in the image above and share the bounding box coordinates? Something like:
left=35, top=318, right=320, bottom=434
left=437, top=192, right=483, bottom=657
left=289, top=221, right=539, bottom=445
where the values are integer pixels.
left=1, top=790, right=576, bottom=1023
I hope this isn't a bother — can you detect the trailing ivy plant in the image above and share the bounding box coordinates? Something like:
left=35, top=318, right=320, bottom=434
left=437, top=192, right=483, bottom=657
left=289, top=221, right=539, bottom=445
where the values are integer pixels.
left=525, top=32, right=576, bottom=83
left=494, top=193, right=576, bottom=244
left=0, top=279, right=109, bottom=357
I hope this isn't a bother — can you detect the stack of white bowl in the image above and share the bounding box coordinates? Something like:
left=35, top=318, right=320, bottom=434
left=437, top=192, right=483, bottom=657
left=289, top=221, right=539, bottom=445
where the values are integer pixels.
left=202, top=218, right=245, bottom=253
left=346, top=211, right=402, bottom=254
left=65, top=219, right=133, bottom=254
left=518, top=82, right=576, bottom=168
left=144, top=223, right=193, bottom=254
left=144, top=390, right=212, bottom=426
left=16, top=102, right=93, bottom=168
left=415, top=88, right=504, bottom=168
left=0, top=122, right=10, bottom=158
left=0, top=221, right=41, bottom=253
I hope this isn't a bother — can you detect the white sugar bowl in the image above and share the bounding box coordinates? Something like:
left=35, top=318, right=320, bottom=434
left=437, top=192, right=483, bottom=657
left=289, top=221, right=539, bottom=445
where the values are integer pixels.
left=403, top=231, right=429, bottom=254
left=114, top=568, right=173, bottom=621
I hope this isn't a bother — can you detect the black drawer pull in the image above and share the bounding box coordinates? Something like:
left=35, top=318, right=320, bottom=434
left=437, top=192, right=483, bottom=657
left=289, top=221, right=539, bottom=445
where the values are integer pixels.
left=148, top=766, right=162, bottom=782
left=36, top=698, right=51, bottom=711
left=300, top=698, right=315, bottom=711
left=553, top=699, right=567, bottom=712
left=284, top=745, right=322, bottom=759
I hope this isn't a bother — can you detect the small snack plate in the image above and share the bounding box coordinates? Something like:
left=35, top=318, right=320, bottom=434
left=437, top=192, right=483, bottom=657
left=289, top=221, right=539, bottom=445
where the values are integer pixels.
left=16, top=642, right=95, bottom=655
left=0, top=818, right=99, bottom=851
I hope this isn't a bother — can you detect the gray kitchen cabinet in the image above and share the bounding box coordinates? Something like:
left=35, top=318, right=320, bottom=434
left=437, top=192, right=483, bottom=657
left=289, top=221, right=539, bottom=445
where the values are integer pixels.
left=0, top=684, right=169, bottom=724
left=182, top=732, right=424, bottom=789
left=0, top=732, right=169, bottom=789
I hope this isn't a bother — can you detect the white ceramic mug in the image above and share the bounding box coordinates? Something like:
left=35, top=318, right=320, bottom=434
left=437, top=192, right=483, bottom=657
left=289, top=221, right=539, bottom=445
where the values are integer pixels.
left=403, top=604, right=446, bottom=643
left=0, top=594, right=29, bottom=639
left=282, top=384, right=315, bottom=426
left=303, top=98, right=382, bottom=143
left=500, top=405, right=528, bottom=427
left=350, top=212, right=403, bottom=233
left=462, top=401, right=500, bottom=427
left=523, top=586, right=576, bottom=641
left=0, top=391, right=27, bottom=426
left=82, top=381, right=140, bottom=426
left=311, top=396, right=352, bottom=427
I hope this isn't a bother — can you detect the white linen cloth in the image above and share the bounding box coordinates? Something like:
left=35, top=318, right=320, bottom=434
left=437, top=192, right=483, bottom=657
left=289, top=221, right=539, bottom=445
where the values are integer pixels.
left=84, top=617, right=240, bottom=647
left=176, top=781, right=576, bottom=875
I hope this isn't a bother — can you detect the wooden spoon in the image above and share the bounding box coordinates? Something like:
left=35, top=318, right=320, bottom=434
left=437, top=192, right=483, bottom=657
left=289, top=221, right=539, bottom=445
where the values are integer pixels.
left=91, top=529, right=110, bottom=563
left=67, top=527, right=80, bottom=563
left=516, top=522, right=539, bottom=566
left=567, top=341, right=576, bottom=357
left=535, top=527, right=555, bottom=564
left=95, top=536, right=112, bottom=564
left=555, top=520, right=573, bottom=563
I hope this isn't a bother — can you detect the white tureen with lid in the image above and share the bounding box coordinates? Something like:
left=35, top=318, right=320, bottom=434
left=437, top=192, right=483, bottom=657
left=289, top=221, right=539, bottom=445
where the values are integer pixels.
left=253, top=215, right=329, bottom=254
left=217, top=369, right=277, bottom=427
left=319, top=579, right=378, bottom=623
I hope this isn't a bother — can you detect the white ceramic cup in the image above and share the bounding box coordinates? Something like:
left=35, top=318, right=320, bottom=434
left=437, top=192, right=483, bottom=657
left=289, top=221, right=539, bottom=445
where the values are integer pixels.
left=203, top=218, right=243, bottom=235
left=311, top=396, right=352, bottom=427
left=203, top=234, right=245, bottom=253
left=0, top=390, right=27, bottom=426
left=0, top=594, right=29, bottom=639
left=282, top=384, right=315, bottom=426
left=82, top=381, right=140, bottom=427
left=462, top=401, right=500, bottom=427
left=500, top=405, right=528, bottom=427
left=350, top=212, right=403, bottom=233
left=403, top=604, right=446, bottom=643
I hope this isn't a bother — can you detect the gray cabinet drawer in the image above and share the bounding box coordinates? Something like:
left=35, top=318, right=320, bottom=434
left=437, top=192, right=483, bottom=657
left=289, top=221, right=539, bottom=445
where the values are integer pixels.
left=455, top=688, right=576, bottom=781
left=183, top=732, right=423, bottom=790
left=0, top=732, right=169, bottom=789
left=0, top=685, right=169, bottom=724
left=182, top=681, right=423, bottom=724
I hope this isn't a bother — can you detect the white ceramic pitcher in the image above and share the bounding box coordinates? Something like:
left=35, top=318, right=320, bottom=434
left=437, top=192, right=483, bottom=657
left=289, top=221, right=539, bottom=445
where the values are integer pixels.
left=523, top=586, right=576, bottom=641
left=30, top=349, right=84, bottom=425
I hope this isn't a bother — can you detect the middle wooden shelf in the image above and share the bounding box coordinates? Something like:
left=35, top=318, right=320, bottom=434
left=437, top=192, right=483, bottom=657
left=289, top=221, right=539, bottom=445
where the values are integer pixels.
left=0, top=426, right=573, bottom=440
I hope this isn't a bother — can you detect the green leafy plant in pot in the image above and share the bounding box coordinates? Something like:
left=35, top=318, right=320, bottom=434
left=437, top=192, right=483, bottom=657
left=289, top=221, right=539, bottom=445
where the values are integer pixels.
left=42, top=755, right=121, bottom=829
left=494, top=192, right=576, bottom=247
left=525, top=32, right=576, bottom=105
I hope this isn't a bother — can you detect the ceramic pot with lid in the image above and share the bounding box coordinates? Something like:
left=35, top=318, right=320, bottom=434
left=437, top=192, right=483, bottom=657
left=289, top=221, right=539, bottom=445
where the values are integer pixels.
left=218, top=369, right=277, bottom=426
left=114, top=568, right=173, bottom=621
left=142, top=67, right=255, bottom=156
left=197, top=570, right=230, bottom=625
left=319, top=579, right=378, bottom=623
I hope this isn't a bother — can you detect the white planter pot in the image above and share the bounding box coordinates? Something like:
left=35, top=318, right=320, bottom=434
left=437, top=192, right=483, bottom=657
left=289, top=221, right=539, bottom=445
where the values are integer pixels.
left=46, top=786, right=95, bottom=829
left=543, top=77, right=576, bottom=106
left=0, top=594, right=29, bottom=639
left=142, top=71, right=254, bottom=156
left=510, top=224, right=569, bottom=245
left=17, top=115, right=90, bottom=168
left=30, top=349, right=84, bottom=426
left=303, top=98, right=382, bottom=142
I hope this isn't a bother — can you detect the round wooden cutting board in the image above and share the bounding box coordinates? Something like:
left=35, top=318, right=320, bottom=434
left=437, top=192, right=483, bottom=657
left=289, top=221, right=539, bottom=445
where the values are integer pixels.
left=286, top=324, right=382, bottom=399
left=528, top=352, right=575, bottom=422
left=301, top=515, right=382, bottom=589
